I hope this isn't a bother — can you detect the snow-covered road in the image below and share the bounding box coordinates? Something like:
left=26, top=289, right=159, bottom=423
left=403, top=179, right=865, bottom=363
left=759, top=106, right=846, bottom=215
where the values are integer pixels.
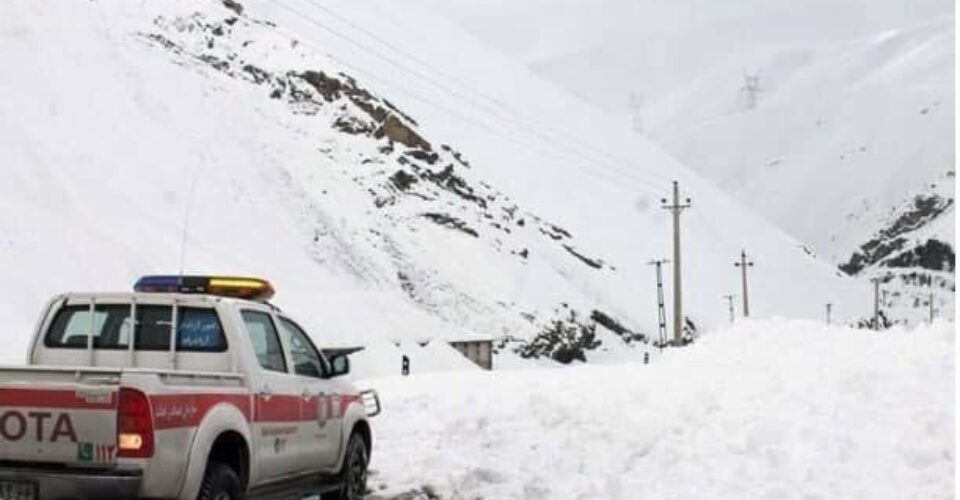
left=358, top=319, right=954, bottom=499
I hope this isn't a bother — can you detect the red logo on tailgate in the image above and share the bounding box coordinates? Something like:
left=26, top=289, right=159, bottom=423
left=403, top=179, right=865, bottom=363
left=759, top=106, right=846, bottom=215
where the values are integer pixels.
left=0, top=411, right=78, bottom=443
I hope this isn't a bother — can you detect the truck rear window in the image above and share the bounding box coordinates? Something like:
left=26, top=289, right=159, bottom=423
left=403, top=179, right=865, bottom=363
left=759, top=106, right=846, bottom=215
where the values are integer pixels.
left=44, top=304, right=227, bottom=352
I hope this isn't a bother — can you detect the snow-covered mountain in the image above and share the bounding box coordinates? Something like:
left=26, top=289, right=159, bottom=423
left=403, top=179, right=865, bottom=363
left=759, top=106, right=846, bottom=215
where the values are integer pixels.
left=0, top=0, right=870, bottom=363
left=410, top=0, right=951, bottom=113
left=409, top=0, right=956, bottom=323
left=644, top=17, right=955, bottom=324
left=643, top=17, right=954, bottom=255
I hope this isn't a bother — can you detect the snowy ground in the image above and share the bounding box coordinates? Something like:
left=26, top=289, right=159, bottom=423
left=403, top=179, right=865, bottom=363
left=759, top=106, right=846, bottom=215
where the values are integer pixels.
left=357, top=319, right=954, bottom=499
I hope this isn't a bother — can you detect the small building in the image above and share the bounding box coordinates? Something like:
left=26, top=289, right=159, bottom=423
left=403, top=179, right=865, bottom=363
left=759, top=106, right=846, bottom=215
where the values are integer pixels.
left=388, top=330, right=494, bottom=371
left=448, top=339, right=493, bottom=370
left=438, top=330, right=493, bottom=370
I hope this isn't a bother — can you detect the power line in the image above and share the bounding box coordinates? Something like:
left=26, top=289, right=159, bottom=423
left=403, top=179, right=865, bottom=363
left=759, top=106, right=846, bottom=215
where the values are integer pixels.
left=689, top=206, right=738, bottom=251
left=294, top=0, right=683, bottom=186
left=295, top=0, right=512, bottom=110
left=266, top=19, right=657, bottom=194
left=271, top=0, right=679, bottom=191
left=268, top=12, right=666, bottom=197
left=279, top=0, right=485, bottom=113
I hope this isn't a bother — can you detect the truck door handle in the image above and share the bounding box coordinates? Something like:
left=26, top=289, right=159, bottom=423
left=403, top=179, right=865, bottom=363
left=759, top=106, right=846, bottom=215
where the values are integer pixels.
left=258, top=387, right=273, bottom=399
left=301, top=389, right=312, bottom=399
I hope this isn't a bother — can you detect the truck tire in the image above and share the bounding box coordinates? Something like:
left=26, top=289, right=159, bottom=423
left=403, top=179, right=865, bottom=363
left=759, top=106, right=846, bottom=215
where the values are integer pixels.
left=198, top=462, right=244, bottom=500
left=336, top=432, right=369, bottom=500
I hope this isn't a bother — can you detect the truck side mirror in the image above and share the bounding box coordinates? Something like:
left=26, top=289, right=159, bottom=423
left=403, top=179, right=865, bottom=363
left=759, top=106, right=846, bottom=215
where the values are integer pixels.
left=328, top=354, right=350, bottom=377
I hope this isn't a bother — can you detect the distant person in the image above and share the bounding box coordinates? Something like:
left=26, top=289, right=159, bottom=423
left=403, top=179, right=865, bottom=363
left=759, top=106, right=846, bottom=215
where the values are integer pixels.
left=401, top=354, right=410, bottom=376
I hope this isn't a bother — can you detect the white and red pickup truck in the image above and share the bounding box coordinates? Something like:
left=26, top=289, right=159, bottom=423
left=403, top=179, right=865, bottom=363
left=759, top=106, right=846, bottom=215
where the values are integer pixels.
left=0, top=276, right=380, bottom=500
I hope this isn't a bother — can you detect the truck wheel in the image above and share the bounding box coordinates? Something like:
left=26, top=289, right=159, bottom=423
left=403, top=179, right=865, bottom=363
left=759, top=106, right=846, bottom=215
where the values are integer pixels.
left=198, top=462, right=244, bottom=500
left=337, top=432, right=369, bottom=500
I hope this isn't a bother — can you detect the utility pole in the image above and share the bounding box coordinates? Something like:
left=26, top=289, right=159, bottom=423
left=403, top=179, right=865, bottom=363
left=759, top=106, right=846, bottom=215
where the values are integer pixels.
left=734, top=250, right=754, bottom=317
left=647, top=259, right=670, bottom=350
left=662, top=181, right=691, bottom=346
left=722, top=294, right=736, bottom=323
left=870, top=278, right=881, bottom=330
left=629, top=92, right=645, bottom=134
left=825, top=303, right=833, bottom=325
left=740, top=71, right=762, bottom=109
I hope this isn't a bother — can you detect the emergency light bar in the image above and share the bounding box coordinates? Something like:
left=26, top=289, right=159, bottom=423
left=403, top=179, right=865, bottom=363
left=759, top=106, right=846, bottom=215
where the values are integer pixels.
left=134, top=275, right=276, bottom=301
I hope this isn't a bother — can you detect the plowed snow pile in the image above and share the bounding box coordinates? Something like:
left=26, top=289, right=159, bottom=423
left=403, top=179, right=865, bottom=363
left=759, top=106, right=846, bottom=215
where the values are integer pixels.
left=359, top=319, right=954, bottom=499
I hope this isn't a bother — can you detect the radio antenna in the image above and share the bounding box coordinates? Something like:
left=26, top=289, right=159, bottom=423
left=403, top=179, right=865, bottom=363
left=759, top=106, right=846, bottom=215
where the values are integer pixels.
left=178, top=159, right=204, bottom=281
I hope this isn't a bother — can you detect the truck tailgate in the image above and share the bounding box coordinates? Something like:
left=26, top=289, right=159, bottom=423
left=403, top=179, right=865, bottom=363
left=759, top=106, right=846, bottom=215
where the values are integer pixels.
left=0, top=367, right=120, bottom=467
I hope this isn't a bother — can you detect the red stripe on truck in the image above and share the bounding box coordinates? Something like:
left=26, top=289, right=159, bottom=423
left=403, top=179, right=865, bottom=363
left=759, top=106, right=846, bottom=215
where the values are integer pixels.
left=150, top=393, right=251, bottom=430
left=150, top=393, right=360, bottom=428
left=0, top=388, right=116, bottom=410
left=254, top=395, right=301, bottom=423
left=2, top=390, right=362, bottom=431
left=300, top=394, right=362, bottom=421
left=339, top=394, right=360, bottom=415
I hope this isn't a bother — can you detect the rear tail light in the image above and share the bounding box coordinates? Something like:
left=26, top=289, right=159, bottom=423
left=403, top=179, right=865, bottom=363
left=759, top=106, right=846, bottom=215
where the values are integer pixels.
left=117, top=388, right=154, bottom=458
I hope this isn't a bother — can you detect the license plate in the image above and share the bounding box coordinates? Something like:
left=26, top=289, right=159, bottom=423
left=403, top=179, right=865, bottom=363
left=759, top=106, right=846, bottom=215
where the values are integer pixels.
left=0, top=480, right=36, bottom=500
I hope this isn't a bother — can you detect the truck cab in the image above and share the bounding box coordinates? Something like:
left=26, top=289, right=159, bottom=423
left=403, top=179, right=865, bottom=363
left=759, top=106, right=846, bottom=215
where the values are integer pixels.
left=0, top=275, right=379, bottom=500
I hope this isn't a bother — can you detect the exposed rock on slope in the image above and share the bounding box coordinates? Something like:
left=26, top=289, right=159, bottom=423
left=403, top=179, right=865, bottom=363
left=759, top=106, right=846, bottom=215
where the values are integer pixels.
left=136, top=4, right=636, bottom=353
left=839, top=171, right=955, bottom=324
left=841, top=190, right=954, bottom=276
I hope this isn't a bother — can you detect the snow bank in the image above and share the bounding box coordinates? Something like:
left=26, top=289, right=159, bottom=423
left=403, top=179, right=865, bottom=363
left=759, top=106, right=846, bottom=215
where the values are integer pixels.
left=349, top=338, right=483, bottom=380
left=421, top=340, right=482, bottom=371
left=395, top=340, right=483, bottom=374
left=363, top=319, right=955, bottom=499
left=348, top=340, right=405, bottom=380
left=397, top=341, right=436, bottom=375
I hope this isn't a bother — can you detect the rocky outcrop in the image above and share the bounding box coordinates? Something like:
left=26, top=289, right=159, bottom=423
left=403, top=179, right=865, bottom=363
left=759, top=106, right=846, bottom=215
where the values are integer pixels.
left=421, top=213, right=479, bottom=238
left=837, top=176, right=954, bottom=322
left=516, top=308, right=601, bottom=364
left=884, top=239, right=955, bottom=272
left=841, top=193, right=954, bottom=275
left=590, top=310, right=647, bottom=344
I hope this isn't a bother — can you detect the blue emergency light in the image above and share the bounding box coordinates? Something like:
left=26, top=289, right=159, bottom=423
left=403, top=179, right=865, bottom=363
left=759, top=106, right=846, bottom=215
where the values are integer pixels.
left=134, top=275, right=275, bottom=301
